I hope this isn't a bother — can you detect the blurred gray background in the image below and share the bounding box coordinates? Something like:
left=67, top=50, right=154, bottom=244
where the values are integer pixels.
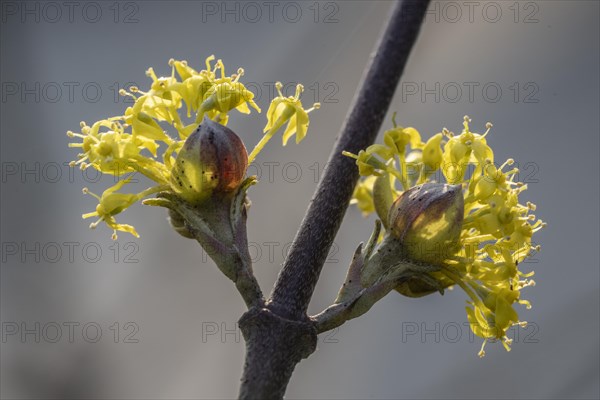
left=1, top=1, right=598, bottom=399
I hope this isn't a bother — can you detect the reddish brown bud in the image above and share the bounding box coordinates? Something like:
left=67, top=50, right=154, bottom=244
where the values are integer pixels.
left=170, top=117, right=248, bottom=204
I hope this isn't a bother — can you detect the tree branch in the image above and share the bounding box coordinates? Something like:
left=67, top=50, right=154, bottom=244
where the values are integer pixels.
left=269, top=0, right=431, bottom=320
left=237, top=1, right=431, bottom=399
left=149, top=181, right=265, bottom=309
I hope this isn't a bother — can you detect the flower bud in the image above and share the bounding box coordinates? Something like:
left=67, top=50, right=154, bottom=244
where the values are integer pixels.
left=170, top=117, right=248, bottom=204
left=389, top=183, right=464, bottom=263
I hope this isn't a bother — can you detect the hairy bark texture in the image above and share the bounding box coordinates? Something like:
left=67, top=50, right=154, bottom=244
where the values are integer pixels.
left=238, top=309, right=317, bottom=399
left=238, top=1, right=431, bottom=398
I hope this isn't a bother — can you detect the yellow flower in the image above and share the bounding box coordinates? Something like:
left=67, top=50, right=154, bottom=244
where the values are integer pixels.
left=471, top=159, right=520, bottom=201
left=343, top=144, right=395, bottom=177
left=69, top=56, right=319, bottom=238
left=68, top=120, right=170, bottom=184
left=247, top=82, right=320, bottom=163
left=119, top=55, right=253, bottom=140
left=422, top=132, right=443, bottom=171
left=82, top=179, right=138, bottom=239
left=351, top=176, right=377, bottom=216
left=125, top=108, right=171, bottom=144
left=82, top=178, right=169, bottom=239
left=465, top=285, right=525, bottom=357
left=169, top=57, right=218, bottom=116
left=266, top=82, right=320, bottom=145
left=383, top=126, right=423, bottom=155
left=347, top=115, right=545, bottom=356
left=132, top=68, right=185, bottom=126
left=441, top=117, right=494, bottom=183
left=196, top=61, right=260, bottom=124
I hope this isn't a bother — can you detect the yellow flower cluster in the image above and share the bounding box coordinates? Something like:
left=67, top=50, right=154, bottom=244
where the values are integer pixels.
left=68, top=56, right=318, bottom=239
left=347, top=115, right=545, bottom=356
